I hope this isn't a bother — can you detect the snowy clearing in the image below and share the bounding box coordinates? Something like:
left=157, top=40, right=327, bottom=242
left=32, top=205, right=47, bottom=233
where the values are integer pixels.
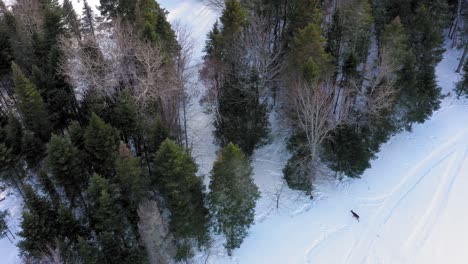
left=162, top=1, right=468, bottom=263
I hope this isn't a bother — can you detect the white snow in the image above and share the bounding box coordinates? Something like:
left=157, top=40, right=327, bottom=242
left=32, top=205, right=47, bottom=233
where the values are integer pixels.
left=1, top=1, right=467, bottom=263
left=161, top=2, right=468, bottom=264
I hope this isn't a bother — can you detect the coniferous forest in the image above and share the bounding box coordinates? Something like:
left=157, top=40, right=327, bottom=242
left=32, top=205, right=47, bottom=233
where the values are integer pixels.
left=0, top=0, right=466, bottom=263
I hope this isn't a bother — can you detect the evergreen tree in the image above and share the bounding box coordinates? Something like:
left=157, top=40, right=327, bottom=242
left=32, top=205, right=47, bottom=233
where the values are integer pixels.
left=38, top=170, right=60, bottom=208
left=87, top=174, right=144, bottom=263
left=405, top=4, right=444, bottom=124
left=82, top=0, right=96, bottom=37
left=21, top=130, right=46, bottom=169
left=221, top=0, right=248, bottom=38
left=115, top=142, right=147, bottom=220
left=215, top=68, right=269, bottom=155
left=153, top=139, right=209, bottom=260
left=5, top=113, right=23, bottom=156
left=113, top=91, right=139, bottom=143
left=208, top=143, right=259, bottom=256
left=18, top=185, right=60, bottom=257
left=63, top=0, right=81, bottom=39
left=47, top=134, right=87, bottom=207
left=456, top=61, right=468, bottom=98
left=84, top=113, right=118, bottom=177
left=0, top=210, right=9, bottom=240
left=321, top=125, right=375, bottom=178
left=11, top=63, right=51, bottom=142
left=290, top=22, right=332, bottom=82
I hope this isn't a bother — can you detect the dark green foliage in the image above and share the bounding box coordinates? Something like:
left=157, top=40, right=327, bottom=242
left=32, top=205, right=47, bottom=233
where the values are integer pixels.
left=47, top=134, right=86, bottom=206
left=99, top=0, right=178, bottom=52
left=87, top=174, right=144, bottom=263
left=18, top=185, right=60, bottom=257
left=209, top=143, right=259, bottom=256
left=153, top=139, right=209, bottom=260
left=456, top=61, right=468, bottom=98
left=283, top=133, right=312, bottom=192
left=146, top=116, right=169, bottom=155
left=38, top=170, right=60, bottom=207
left=221, top=0, right=248, bottom=38
left=321, top=125, right=374, bottom=178
left=326, top=9, right=342, bottom=61
left=84, top=113, right=119, bottom=177
left=215, top=69, right=269, bottom=155
left=5, top=113, right=23, bottom=156
left=290, top=22, right=332, bottom=81
left=115, top=143, right=147, bottom=219
left=12, top=63, right=51, bottom=142
left=113, top=91, right=139, bottom=143
left=0, top=5, right=13, bottom=76
left=0, top=210, right=9, bottom=239
left=21, top=130, right=46, bottom=169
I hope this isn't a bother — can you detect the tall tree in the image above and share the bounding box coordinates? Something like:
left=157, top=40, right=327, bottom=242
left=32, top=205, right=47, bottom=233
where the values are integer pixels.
left=153, top=139, right=209, bottom=260
left=47, top=134, right=87, bottom=207
left=208, top=143, right=259, bottom=256
left=11, top=62, right=51, bottom=142
left=84, top=113, right=118, bottom=178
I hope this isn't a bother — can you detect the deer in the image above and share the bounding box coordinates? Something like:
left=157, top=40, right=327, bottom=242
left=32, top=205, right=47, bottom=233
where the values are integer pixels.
left=351, top=210, right=360, bottom=222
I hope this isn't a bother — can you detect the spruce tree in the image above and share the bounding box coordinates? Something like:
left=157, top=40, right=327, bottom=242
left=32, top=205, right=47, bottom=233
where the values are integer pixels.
left=62, top=0, right=81, bottom=39
left=113, top=91, right=138, bottom=143
left=18, top=185, right=60, bottom=257
left=456, top=61, right=468, bottom=98
left=47, top=134, right=87, bottom=207
left=11, top=62, right=51, bottom=142
left=84, top=113, right=119, bottom=178
left=208, top=143, right=259, bottom=256
left=153, top=139, right=209, bottom=260
left=115, top=142, right=147, bottom=219
left=87, top=174, right=144, bottom=263
left=290, top=22, right=332, bottom=82
left=5, top=113, right=23, bottom=156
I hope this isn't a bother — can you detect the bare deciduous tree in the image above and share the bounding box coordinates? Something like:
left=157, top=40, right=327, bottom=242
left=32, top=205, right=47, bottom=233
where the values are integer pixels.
left=173, top=21, right=197, bottom=151
left=365, top=48, right=399, bottom=118
left=287, top=79, right=349, bottom=185
left=239, top=14, right=285, bottom=99
left=199, top=0, right=225, bottom=11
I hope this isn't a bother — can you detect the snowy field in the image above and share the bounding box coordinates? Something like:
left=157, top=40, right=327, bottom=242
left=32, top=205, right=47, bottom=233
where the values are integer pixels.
left=0, top=1, right=466, bottom=263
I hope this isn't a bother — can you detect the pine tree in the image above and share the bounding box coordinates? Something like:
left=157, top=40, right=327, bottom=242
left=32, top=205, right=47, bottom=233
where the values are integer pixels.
left=208, top=143, right=259, bottom=256
left=215, top=68, right=269, bottom=155
left=113, top=91, right=139, bottom=143
left=153, top=139, right=209, bottom=260
left=11, top=62, right=51, bottom=142
left=115, top=142, right=147, bottom=220
left=87, top=174, right=144, bottom=263
left=0, top=210, right=9, bottom=240
left=5, top=113, right=23, bottom=156
left=82, top=0, right=96, bottom=37
left=221, top=0, right=248, bottom=38
left=290, top=22, right=332, bottom=82
left=84, top=113, right=119, bottom=178
left=47, top=134, right=87, bottom=207
left=321, top=125, right=374, bottom=178
left=63, top=0, right=81, bottom=39
left=38, top=170, right=60, bottom=208
left=18, top=185, right=60, bottom=257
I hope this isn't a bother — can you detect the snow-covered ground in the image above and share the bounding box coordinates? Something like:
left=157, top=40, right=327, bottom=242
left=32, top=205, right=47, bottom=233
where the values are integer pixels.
left=1, top=1, right=466, bottom=263
left=162, top=2, right=468, bottom=264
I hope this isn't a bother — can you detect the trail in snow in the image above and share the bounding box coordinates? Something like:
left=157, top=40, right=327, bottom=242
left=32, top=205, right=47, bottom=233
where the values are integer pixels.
left=161, top=2, right=468, bottom=263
